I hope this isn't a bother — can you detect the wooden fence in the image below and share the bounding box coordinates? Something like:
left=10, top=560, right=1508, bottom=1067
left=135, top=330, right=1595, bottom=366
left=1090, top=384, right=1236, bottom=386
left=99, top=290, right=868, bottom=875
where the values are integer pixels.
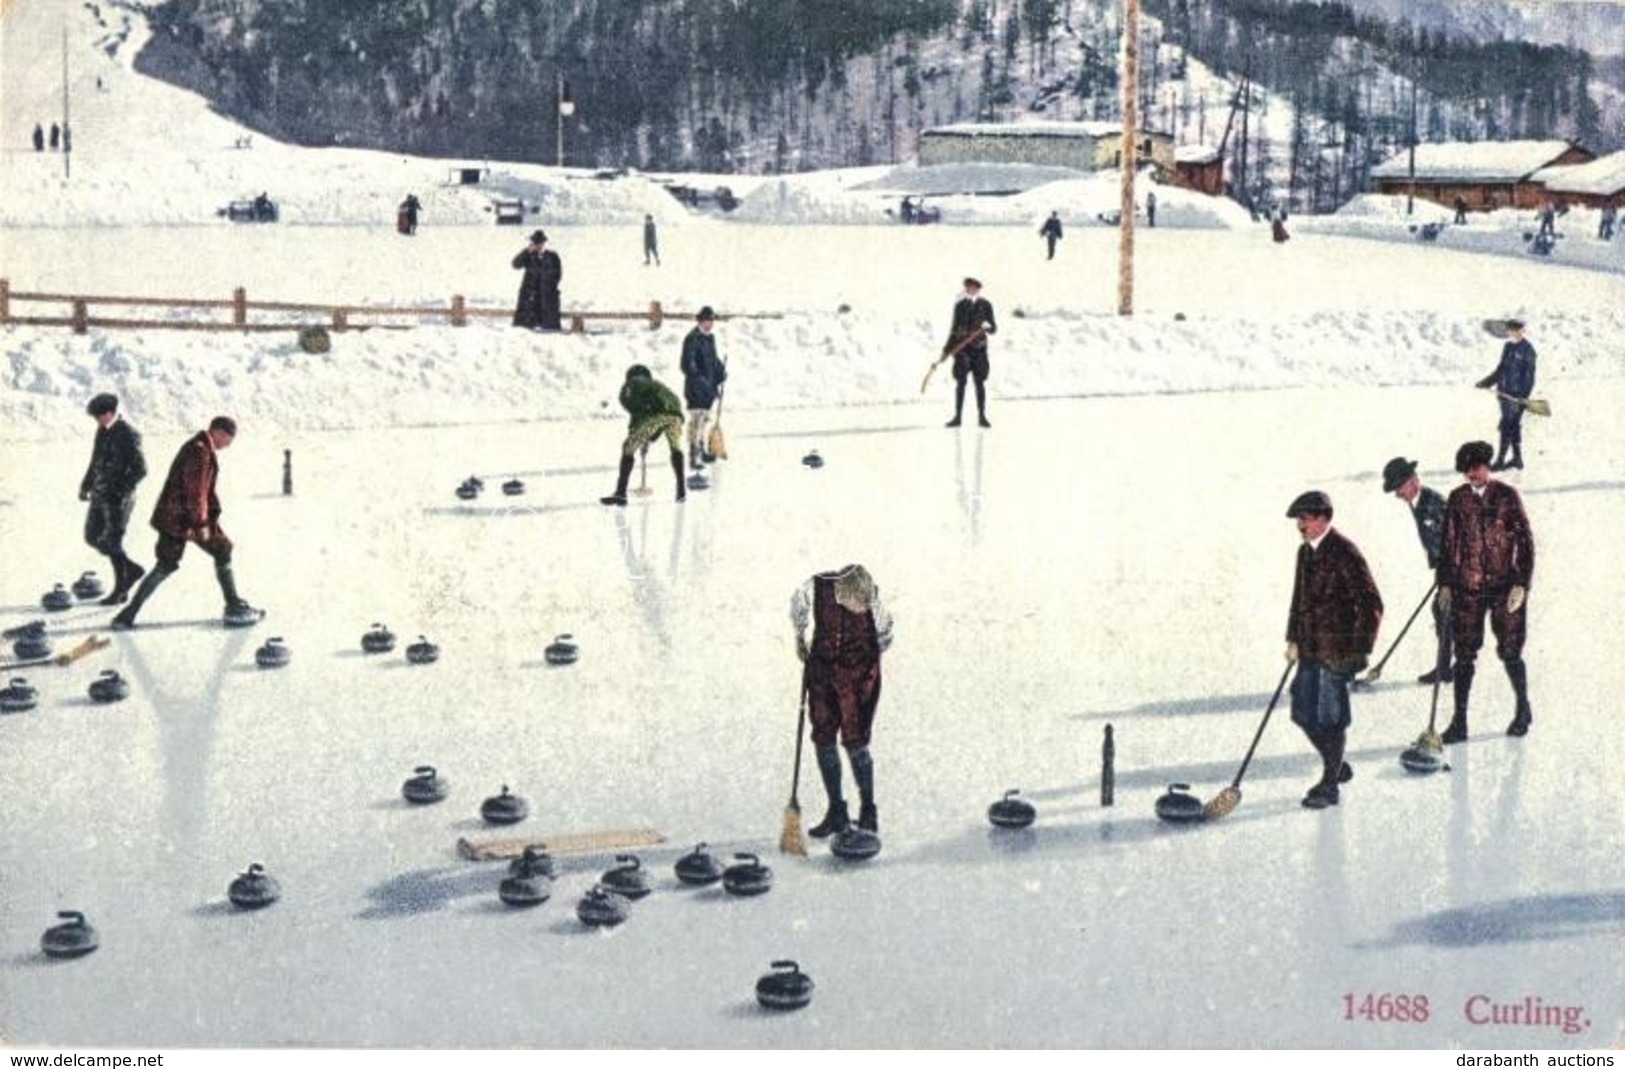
left=0, top=279, right=747, bottom=335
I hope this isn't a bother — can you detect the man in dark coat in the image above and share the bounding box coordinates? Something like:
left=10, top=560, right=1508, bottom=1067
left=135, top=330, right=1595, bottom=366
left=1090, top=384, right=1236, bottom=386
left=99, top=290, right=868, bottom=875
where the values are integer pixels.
left=943, top=277, right=997, bottom=429
left=1382, top=456, right=1451, bottom=684
left=678, top=306, right=727, bottom=470
left=398, top=193, right=421, bottom=235
left=791, top=564, right=894, bottom=836
left=1284, top=491, right=1384, bottom=809
left=80, top=393, right=148, bottom=605
left=32, top=123, right=44, bottom=152
left=643, top=214, right=660, bottom=265
left=1437, top=440, right=1536, bottom=742
left=600, top=365, right=686, bottom=506
left=1039, top=211, right=1063, bottom=260
left=1475, top=318, right=1537, bottom=471
left=112, top=416, right=256, bottom=629
left=512, top=230, right=563, bottom=331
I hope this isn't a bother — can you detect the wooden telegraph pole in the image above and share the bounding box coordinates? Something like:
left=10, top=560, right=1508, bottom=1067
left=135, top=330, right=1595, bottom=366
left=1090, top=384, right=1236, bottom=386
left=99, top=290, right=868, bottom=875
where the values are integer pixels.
left=62, top=29, right=73, bottom=180
left=1118, top=0, right=1140, bottom=317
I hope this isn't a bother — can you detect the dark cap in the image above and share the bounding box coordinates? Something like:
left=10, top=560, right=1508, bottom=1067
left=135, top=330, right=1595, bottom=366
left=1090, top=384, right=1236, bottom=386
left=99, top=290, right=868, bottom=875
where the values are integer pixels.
left=529, top=230, right=548, bottom=244
left=86, top=393, right=118, bottom=418
left=625, top=364, right=652, bottom=382
left=696, top=306, right=716, bottom=322
left=209, top=415, right=238, bottom=438
left=1455, top=440, right=1494, bottom=473
left=963, top=277, right=983, bottom=290
left=1381, top=457, right=1419, bottom=494
left=1505, top=317, right=1526, bottom=330
left=1286, top=490, right=1333, bottom=519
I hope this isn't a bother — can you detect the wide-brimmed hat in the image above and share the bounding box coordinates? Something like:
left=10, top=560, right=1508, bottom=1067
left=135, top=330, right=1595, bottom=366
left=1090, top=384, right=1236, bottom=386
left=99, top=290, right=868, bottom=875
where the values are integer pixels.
left=1381, top=457, right=1419, bottom=493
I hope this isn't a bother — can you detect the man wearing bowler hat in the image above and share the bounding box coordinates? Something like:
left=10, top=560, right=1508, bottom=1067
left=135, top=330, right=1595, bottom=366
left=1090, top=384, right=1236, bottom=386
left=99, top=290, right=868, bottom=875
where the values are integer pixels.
left=511, top=229, right=563, bottom=331
left=1283, top=490, right=1384, bottom=809
left=80, top=393, right=149, bottom=605
left=1475, top=317, right=1536, bottom=471
left=1436, top=440, right=1536, bottom=742
left=1381, top=456, right=1452, bottom=684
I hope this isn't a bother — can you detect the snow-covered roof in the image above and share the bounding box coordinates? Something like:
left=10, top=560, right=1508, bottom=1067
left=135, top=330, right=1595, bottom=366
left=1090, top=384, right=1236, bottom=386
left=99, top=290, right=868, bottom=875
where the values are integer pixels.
left=1370, top=140, right=1578, bottom=182
left=923, top=121, right=1170, bottom=140
left=1535, top=151, right=1625, bottom=195
left=1176, top=144, right=1223, bottom=164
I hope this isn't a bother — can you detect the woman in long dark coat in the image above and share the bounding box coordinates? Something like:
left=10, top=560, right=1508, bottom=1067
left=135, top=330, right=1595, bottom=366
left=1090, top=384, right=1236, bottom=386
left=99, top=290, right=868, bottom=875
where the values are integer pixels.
left=512, top=230, right=563, bottom=330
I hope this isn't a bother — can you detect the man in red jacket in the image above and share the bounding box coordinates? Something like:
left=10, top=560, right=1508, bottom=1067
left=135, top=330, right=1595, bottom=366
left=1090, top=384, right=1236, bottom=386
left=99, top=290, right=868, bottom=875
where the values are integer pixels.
left=1437, top=440, right=1536, bottom=742
left=1284, top=491, right=1384, bottom=809
left=112, top=416, right=256, bottom=630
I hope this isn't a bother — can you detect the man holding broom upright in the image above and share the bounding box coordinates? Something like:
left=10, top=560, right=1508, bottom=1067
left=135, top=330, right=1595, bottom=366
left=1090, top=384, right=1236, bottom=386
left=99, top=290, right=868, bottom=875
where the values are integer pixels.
left=790, top=565, right=894, bottom=838
left=1284, top=491, right=1384, bottom=810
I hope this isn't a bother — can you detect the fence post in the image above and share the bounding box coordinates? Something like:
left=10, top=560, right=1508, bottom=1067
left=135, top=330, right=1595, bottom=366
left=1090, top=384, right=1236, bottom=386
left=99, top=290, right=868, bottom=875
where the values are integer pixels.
left=72, top=299, right=88, bottom=334
left=0, top=278, right=9, bottom=323
left=451, top=294, right=467, bottom=327
left=233, top=287, right=247, bottom=328
left=569, top=314, right=585, bottom=334
left=332, top=309, right=349, bottom=331
left=648, top=300, right=663, bottom=330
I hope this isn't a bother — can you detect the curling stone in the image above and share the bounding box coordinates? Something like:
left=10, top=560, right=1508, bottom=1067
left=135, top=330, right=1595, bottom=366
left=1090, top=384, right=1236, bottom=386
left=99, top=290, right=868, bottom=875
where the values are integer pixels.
left=830, top=826, right=881, bottom=862
left=576, top=885, right=629, bottom=928
left=502, top=478, right=525, bottom=496
left=361, top=623, right=396, bottom=654
left=987, top=789, right=1037, bottom=829
left=543, top=633, right=579, bottom=666
left=1400, top=742, right=1448, bottom=775
left=223, top=603, right=264, bottom=628
left=686, top=471, right=710, bottom=491
left=1154, top=783, right=1206, bottom=824
left=0, top=677, right=40, bottom=714
left=72, top=571, right=105, bottom=600
left=254, top=636, right=291, bottom=669
left=87, top=669, right=130, bottom=704
left=401, top=765, right=449, bottom=805
left=228, top=862, right=282, bottom=910
left=508, top=845, right=556, bottom=881
left=455, top=476, right=483, bottom=501
left=801, top=450, right=824, bottom=469
left=405, top=635, right=440, bottom=665
left=41, top=584, right=74, bottom=612
left=722, top=852, right=773, bottom=897
left=480, top=785, right=529, bottom=825
left=600, top=854, right=651, bottom=900
left=755, top=960, right=814, bottom=1011
left=13, top=625, right=52, bottom=662
left=673, top=843, right=723, bottom=886
left=40, top=911, right=99, bottom=959
left=499, top=868, right=552, bottom=908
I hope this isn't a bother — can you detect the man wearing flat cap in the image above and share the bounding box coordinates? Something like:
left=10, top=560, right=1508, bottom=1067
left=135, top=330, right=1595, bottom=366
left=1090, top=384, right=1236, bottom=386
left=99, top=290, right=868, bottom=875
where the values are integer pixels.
left=1436, top=440, right=1536, bottom=742
left=1283, top=490, right=1384, bottom=809
left=1381, top=456, right=1451, bottom=684
left=512, top=229, right=563, bottom=331
left=942, top=277, right=997, bottom=428
left=79, top=393, right=148, bottom=605
left=1475, top=318, right=1536, bottom=471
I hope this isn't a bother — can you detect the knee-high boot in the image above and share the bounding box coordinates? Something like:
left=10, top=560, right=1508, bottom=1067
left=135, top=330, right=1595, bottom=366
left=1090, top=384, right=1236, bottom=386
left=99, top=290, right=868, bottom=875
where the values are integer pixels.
left=670, top=448, right=686, bottom=502
left=600, top=454, right=635, bottom=506
left=1443, top=661, right=1474, bottom=743
left=808, top=745, right=849, bottom=838
left=849, top=746, right=876, bottom=832
left=1505, top=658, right=1532, bottom=736
left=111, top=562, right=174, bottom=628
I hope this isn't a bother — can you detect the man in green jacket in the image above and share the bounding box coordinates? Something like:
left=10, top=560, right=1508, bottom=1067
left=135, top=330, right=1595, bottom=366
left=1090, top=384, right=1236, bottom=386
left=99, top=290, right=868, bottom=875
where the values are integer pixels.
left=601, top=365, right=687, bottom=506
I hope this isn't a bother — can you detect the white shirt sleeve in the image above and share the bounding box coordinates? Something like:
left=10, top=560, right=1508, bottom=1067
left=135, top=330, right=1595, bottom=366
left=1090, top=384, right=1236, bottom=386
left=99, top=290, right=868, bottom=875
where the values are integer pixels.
left=871, top=587, right=894, bottom=653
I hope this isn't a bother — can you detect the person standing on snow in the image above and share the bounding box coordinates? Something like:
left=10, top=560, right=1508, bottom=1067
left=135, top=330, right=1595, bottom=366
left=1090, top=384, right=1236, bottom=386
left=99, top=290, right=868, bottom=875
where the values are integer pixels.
left=1146, top=190, right=1157, bottom=227
left=643, top=214, right=660, bottom=265
left=398, top=193, right=422, bottom=235
left=511, top=230, right=563, bottom=331
left=1283, top=491, right=1384, bottom=810
left=1380, top=456, right=1452, bottom=685
left=112, top=417, right=257, bottom=630
left=1039, top=211, right=1063, bottom=260
left=679, top=306, right=726, bottom=471
left=943, top=277, right=997, bottom=429
left=600, top=365, right=687, bottom=506
left=79, top=393, right=148, bottom=606
left=1475, top=317, right=1537, bottom=471
left=791, top=564, right=894, bottom=838
left=1436, top=440, right=1536, bottom=744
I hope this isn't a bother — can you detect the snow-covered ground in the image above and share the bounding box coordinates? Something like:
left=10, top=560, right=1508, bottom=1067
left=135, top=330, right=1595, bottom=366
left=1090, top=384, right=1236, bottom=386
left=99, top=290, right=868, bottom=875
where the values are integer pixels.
left=2, top=0, right=1624, bottom=1053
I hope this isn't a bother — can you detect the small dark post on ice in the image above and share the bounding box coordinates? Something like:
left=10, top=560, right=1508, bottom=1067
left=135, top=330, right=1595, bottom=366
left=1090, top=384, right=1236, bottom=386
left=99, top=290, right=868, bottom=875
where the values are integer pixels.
left=1101, top=724, right=1115, bottom=806
left=282, top=449, right=293, bottom=496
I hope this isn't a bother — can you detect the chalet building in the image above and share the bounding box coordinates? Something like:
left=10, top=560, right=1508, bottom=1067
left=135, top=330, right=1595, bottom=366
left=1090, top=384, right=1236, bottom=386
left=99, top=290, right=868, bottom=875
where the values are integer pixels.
left=918, top=121, right=1176, bottom=174
left=1171, top=144, right=1225, bottom=196
left=1369, top=140, right=1594, bottom=212
left=1531, top=151, right=1625, bottom=210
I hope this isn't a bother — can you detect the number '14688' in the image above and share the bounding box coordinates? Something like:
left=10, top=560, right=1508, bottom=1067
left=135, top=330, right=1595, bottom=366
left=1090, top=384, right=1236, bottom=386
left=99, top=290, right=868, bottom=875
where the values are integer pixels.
left=1342, top=993, right=1430, bottom=1023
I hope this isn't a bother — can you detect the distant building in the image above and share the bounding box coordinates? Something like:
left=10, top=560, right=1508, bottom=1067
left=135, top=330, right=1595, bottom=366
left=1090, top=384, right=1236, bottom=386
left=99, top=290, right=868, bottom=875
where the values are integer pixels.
left=1369, top=140, right=1594, bottom=212
left=918, top=121, right=1176, bottom=174
left=1530, top=151, right=1625, bottom=210
left=1171, top=144, right=1225, bottom=196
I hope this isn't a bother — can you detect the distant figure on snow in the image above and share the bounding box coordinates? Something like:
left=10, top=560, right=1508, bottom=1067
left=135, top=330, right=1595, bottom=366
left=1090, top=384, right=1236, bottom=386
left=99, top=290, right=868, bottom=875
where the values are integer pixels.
left=1146, top=190, right=1157, bottom=228
left=112, top=416, right=258, bottom=630
left=32, top=123, right=44, bottom=152
left=900, top=196, right=916, bottom=224
left=80, top=393, right=148, bottom=607
left=1270, top=202, right=1290, bottom=243
left=599, top=365, right=687, bottom=506
left=397, top=194, right=421, bottom=235
left=643, top=214, right=660, bottom=265
left=49, top=122, right=60, bottom=150
left=1536, top=200, right=1556, bottom=239
left=512, top=229, right=563, bottom=331
left=1453, top=195, right=1469, bottom=225
left=1599, top=203, right=1616, bottom=242
left=1039, top=212, right=1063, bottom=260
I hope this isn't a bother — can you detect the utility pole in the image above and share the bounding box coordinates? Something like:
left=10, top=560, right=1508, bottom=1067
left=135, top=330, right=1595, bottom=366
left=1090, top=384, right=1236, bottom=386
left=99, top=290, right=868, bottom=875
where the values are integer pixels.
left=1406, top=65, right=1418, bottom=216
left=1118, top=0, right=1140, bottom=318
left=556, top=71, right=575, bottom=168
left=62, top=28, right=72, bottom=180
